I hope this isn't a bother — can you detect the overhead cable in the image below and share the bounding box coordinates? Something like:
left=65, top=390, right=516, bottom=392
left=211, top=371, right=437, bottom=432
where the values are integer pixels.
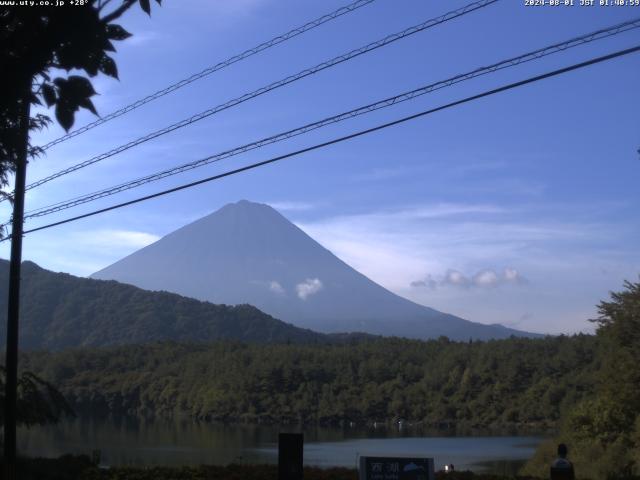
left=38, top=0, right=379, bottom=151
left=21, top=0, right=498, bottom=194
left=8, top=44, right=638, bottom=240
left=21, top=17, right=640, bottom=221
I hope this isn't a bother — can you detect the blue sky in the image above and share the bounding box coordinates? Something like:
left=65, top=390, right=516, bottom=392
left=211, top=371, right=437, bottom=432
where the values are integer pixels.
left=2, top=0, right=639, bottom=335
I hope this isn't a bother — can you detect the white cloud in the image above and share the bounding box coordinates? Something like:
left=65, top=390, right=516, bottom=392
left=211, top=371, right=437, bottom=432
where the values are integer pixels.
left=504, top=267, right=527, bottom=284
left=445, top=269, right=470, bottom=287
left=410, top=275, right=437, bottom=289
left=125, top=31, right=162, bottom=47
left=74, top=229, right=160, bottom=250
left=354, top=203, right=506, bottom=222
left=403, top=204, right=506, bottom=219
left=412, top=267, right=527, bottom=290
left=269, top=280, right=285, bottom=295
left=269, top=201, right=320, bottom=212
left=296, top=278, right=323, bottom=300
left=354, top=166, right=425, bottom=182
left=472, top=269, right=500, bottom=288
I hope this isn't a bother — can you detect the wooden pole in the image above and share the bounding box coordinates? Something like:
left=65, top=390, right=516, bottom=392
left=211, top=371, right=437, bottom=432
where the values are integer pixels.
left=3, top=83, right=31, bottom=480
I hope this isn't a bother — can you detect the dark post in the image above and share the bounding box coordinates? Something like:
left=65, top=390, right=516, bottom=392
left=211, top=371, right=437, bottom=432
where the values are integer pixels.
left=3, top=84, right=31, bottom=479
left=278, top=433, right=303, bottom=480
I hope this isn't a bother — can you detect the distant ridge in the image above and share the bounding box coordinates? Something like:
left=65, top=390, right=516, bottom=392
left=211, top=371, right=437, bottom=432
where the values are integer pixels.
left=92, top=200, right=540, bottom=340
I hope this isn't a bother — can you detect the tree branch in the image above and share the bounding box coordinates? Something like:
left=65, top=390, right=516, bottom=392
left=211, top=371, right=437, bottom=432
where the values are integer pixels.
left=100, top=0, right=136, bottom=23
left=98, top=0, right=115, bottom=13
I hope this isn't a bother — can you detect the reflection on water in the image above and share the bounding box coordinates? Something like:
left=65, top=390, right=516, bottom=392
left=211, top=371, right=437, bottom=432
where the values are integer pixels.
left=18, top=416, right=544, bottom=473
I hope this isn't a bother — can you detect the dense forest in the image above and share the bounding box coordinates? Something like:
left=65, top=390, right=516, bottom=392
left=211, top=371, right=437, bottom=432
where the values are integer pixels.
left=21, top=334, right=598, bottom=430
left=0, top=260, right=331, bottom=349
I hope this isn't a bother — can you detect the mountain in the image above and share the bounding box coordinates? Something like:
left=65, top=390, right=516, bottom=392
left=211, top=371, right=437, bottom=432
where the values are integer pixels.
left=92, top=200, right=538, bottom=340
left=0, top=260, right=328, bottom=350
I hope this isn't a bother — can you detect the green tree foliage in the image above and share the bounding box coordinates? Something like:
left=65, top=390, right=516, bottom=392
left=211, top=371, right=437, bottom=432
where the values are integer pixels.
left=21, top=335, right=597, bottom=430
left=0, top=366, right=73, bottom=427
left=0, top=260, right=327, bottom=349
left=0, top=0, right=160, bottom=194
left=523, top=280, right=640, bottom=479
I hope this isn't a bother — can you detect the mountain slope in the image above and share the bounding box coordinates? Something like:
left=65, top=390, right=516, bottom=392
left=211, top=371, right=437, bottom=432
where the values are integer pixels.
left=0, top=260, right=326, bottom=350
left=92, top=200, right=538, bottom=340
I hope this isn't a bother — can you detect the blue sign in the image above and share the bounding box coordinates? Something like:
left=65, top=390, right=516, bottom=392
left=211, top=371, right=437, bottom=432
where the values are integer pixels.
left=359, top=456, right=435, bottom=480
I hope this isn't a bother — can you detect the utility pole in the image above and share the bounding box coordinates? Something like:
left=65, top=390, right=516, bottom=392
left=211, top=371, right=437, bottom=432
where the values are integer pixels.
left=3, top=83, right=31, bottom=480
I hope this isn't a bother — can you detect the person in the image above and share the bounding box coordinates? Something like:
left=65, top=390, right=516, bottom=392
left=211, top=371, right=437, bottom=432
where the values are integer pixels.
left=550, top=443, right=575, bottom=480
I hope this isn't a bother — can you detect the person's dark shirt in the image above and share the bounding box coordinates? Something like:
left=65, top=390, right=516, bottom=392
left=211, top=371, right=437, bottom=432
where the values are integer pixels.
left=550, top=457, right=575, bottom=480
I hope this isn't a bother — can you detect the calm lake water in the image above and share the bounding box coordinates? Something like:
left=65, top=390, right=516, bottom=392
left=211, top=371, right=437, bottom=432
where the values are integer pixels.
left=18, top=417, right=544, bottom=474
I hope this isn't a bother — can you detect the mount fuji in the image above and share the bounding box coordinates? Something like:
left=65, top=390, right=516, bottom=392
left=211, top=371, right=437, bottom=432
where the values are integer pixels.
left=92, top=200, right=538, bottom=340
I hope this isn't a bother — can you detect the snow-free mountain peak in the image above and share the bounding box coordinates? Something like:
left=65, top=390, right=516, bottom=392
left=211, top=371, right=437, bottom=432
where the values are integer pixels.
left=92, top=200, right=539, bottom=340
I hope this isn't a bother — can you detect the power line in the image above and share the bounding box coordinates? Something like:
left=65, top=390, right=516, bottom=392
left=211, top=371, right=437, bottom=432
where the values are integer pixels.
left=7, top=44, right=638, bottom=241
left=20, top=0, right=498, bottom=195
left=38, top=0, right=378, bottom=152
left=20, top=17, right=640, bottom=221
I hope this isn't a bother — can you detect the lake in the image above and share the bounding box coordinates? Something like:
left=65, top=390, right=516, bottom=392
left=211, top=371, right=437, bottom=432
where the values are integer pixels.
left=18, top=417, right=545, bottom=474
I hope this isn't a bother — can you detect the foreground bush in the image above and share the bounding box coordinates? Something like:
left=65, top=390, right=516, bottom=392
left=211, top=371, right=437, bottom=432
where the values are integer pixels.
left=5, top=455, right=640, bottom=480
left=0, top=456, right=535, bottom=480
left=524, top=281, right=640, bottom=478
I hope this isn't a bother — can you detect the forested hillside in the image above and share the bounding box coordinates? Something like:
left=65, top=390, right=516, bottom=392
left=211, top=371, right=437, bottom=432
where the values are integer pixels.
left=21, top=335, right=597, bottom=429
left=0, top=260, right=327, bottom=349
